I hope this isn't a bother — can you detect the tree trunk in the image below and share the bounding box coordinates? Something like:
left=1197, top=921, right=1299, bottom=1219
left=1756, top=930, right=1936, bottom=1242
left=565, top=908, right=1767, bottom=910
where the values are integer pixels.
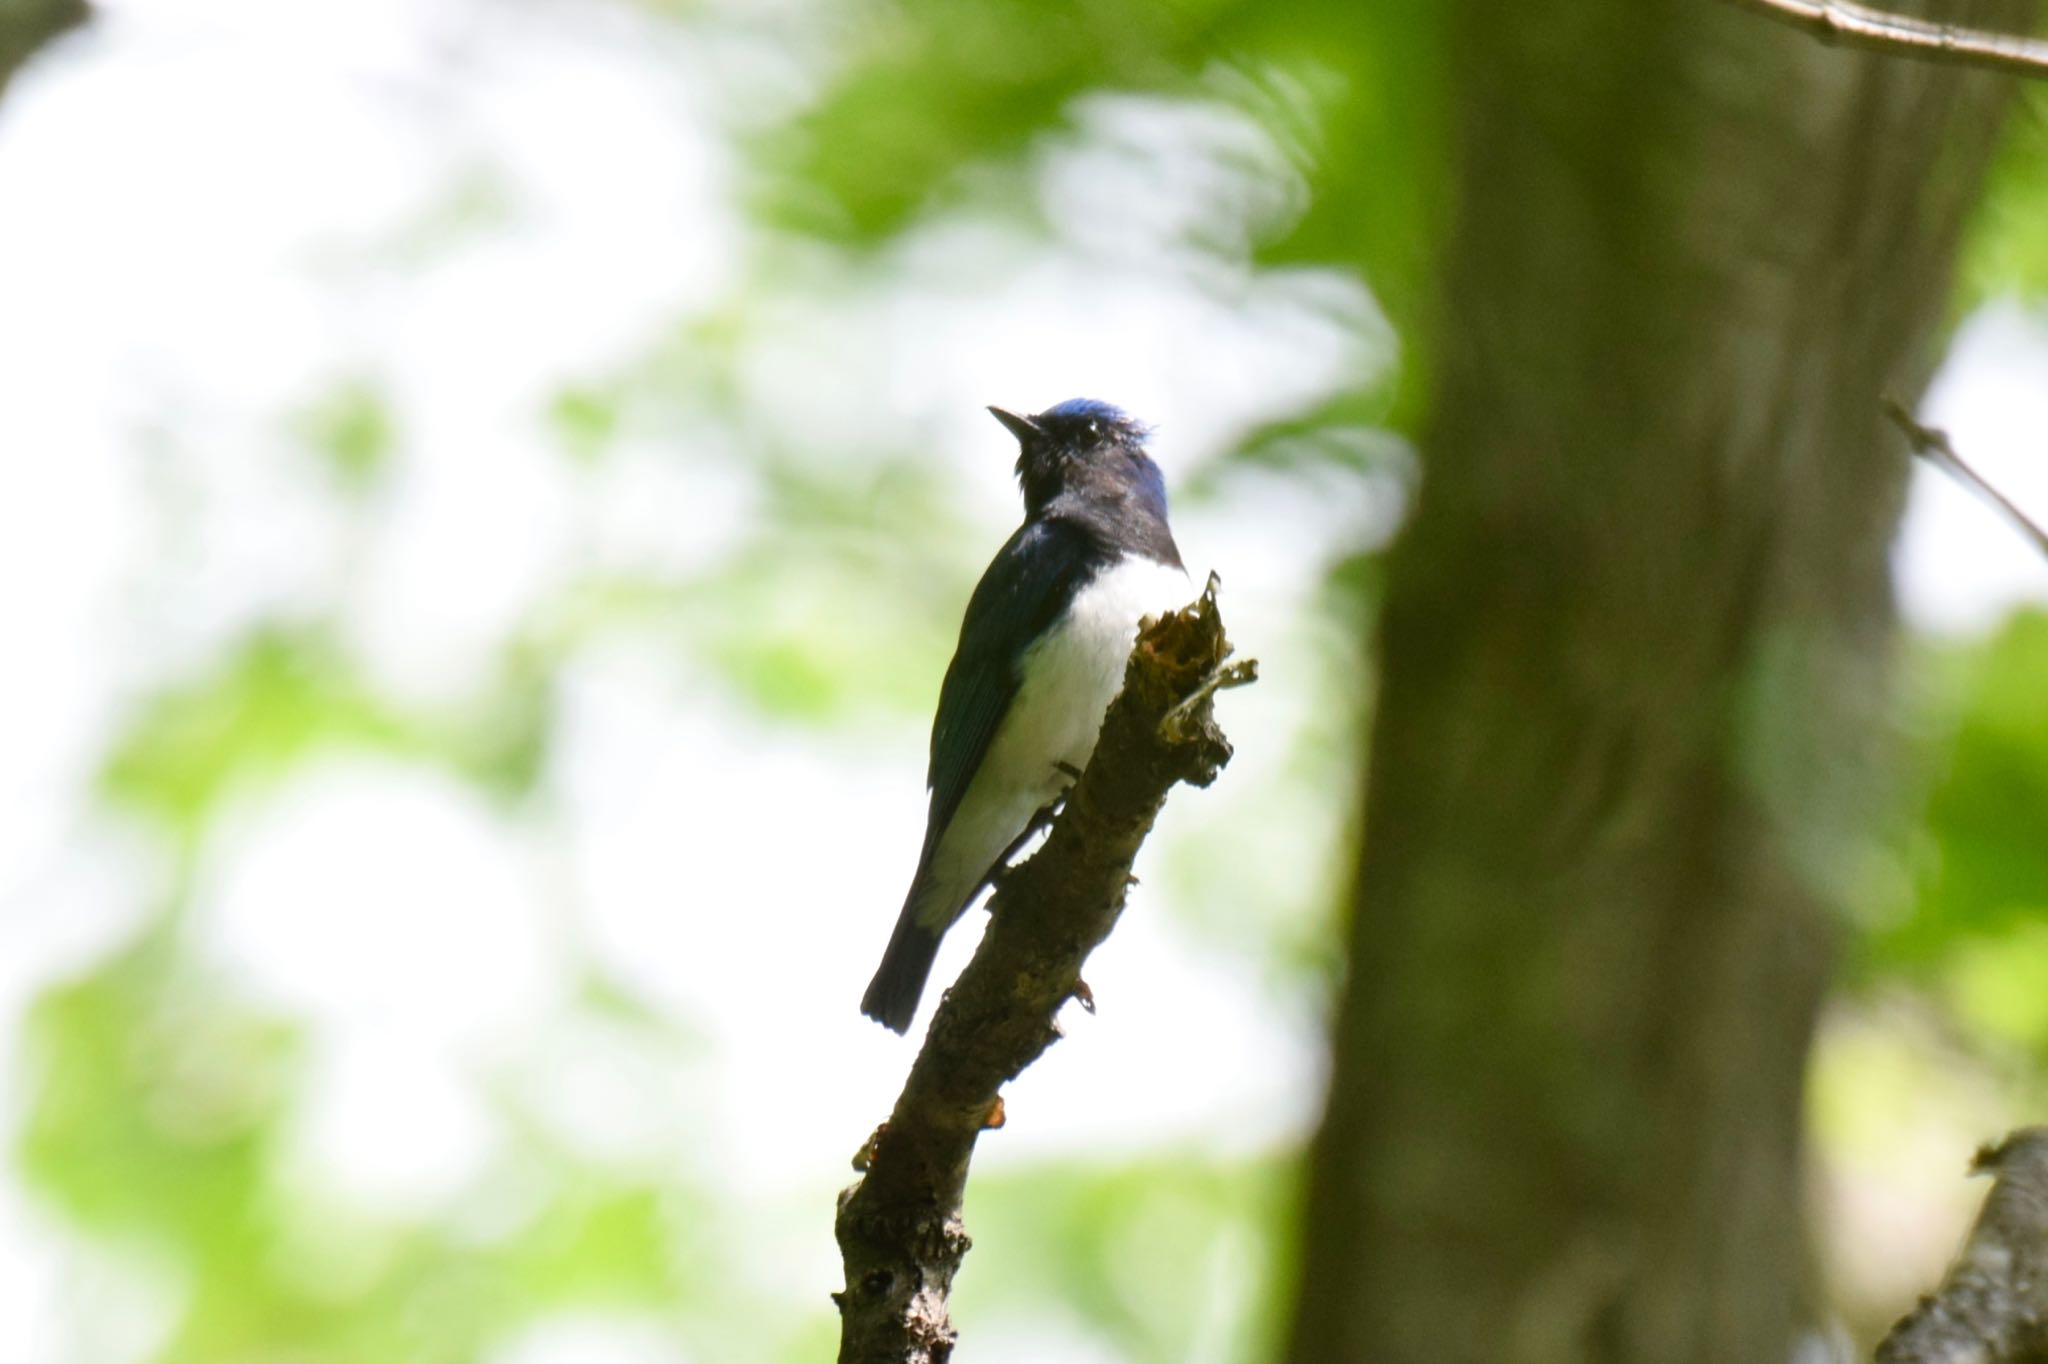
left=1285, top=3, right=2027, bottom=1362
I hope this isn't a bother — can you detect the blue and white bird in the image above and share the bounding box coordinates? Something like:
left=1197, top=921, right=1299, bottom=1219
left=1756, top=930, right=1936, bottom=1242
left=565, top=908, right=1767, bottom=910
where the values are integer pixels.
left=861, top=399, right=1190, bottom=1033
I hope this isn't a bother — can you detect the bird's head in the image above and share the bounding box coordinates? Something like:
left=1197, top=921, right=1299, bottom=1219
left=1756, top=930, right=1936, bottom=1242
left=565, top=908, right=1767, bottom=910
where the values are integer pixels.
left=989, top=398, right=1165, bottom=519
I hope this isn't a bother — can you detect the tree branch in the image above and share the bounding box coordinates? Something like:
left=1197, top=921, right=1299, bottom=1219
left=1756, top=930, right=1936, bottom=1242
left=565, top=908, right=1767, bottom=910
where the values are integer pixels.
left=1716, top=0, right=2048, bottom=79
left=1884, top=397, right=2048, bottom=562
left=833, top=575, right=1253, bottom=1364
left=0, top=0, right=87, bottom=100
left=1876, top=1128, right=2048, bottom=1363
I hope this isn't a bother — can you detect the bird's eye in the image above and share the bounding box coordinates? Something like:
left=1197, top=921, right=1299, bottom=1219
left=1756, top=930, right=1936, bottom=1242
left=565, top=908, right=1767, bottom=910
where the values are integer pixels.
left=1088, top=420, right=1102, bottom=436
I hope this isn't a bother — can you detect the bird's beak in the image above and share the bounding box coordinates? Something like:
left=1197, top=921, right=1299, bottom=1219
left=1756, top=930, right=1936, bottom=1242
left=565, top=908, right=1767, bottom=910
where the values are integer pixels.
left=987, top=406, right=1043, bottom=442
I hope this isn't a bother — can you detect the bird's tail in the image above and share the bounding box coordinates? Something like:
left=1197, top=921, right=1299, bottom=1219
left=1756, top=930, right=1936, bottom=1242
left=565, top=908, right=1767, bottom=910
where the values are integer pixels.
left=861, top=893, right=943, bottom=1034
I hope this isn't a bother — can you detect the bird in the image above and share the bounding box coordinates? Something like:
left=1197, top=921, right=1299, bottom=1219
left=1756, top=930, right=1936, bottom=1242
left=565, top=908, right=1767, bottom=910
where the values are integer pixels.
left=861, top=398, right=1190, bottom=1033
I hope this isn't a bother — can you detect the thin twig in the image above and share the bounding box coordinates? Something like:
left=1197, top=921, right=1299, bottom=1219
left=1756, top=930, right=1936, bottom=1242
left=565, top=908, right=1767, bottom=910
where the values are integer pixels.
left=1717, top=0, right=2048, bottom=80
left=1876, top=1128, right=2048, bottom=1362
left=1883, top=397, right=2048, bottom=562
left=833, top=578, right=1250, bottom=1364
left=1159, top=647, right=1258, bottom=745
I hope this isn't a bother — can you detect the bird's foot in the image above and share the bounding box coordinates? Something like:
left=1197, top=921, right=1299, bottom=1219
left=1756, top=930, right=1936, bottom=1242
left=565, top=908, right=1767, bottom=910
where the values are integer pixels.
left=987, top=796, right=1064, bottom=894
left=984, top=766, right=1089, bottom=904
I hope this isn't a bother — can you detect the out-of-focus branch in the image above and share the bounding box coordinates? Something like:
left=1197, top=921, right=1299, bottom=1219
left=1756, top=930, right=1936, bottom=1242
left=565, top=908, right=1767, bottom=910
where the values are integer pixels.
left=1876, top=1128, right=2048, bottom=1363
left=1718, top=0, right=2048, bottom=79
left=1884, top=398, right=2048, bottom=562
left=0, top=0, right=87, bottom=100
left=833, top=577, right=1252, bottom=1364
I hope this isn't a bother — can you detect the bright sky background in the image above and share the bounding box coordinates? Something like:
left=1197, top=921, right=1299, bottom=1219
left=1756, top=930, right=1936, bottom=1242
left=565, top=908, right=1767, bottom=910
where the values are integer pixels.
left=0, top=3, right=2043, bottom=1361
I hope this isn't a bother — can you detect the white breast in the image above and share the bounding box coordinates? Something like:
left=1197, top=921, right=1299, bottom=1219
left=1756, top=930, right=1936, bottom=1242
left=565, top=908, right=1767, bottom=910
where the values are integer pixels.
left=911, top=554, right=1193, bottom=931
left=1009, top=555, right=1195, bottom=776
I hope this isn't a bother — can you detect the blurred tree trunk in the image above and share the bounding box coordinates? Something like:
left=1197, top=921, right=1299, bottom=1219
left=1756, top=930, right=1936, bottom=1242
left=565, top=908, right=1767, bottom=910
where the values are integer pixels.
left=1285, top=3, right=2027, bottom=1362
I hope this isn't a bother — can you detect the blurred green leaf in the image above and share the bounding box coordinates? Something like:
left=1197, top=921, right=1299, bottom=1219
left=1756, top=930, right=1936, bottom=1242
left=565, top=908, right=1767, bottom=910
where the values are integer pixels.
left=957, top=1152, right=1293, bottom=1364
left=755, top=1, right=1229, bottom=242
left=549, top=386, right=623, bottom=466
left=1239, top=5, right=1451, bottom=380
left=1181, top=389, right=1407, bottom=497
left=99, top=625, right=409, bottom=836
left=1904, top=610, right=2048, bottom=952
left=503, top=1184, right=677, bottom=1306
left=1942, top=921, right=2048, bottom=1051
left=17, top=933, right=753, bottom=1364
left=753, top=0, right=1451, bottom=425
left=1851, top=611, right=2048, bottom=1058
left=676, top=454, right=986, bottom=723
left=297, top=382, right=397, bottom=494
left=1961, top=89, right=2048, bottom=304
left=19, top=940, right=300, bottom=1252
left=98, top=621, right=554, bottom=839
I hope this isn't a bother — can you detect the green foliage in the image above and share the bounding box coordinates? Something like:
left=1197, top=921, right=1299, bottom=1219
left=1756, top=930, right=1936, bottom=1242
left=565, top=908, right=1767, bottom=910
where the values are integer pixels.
left=15, top=935, right=793, bottom=1363
left=298, top=382, right=398, bottom=494
left=678, top=453, right=984, bottom=722
left=548, top=385, right=623, bottom=466
left=21, top=939, right=299, bottom=1248
left=755, top=0, right=1234, bottom=242
left=1960, top=89, right=2048, bottom=305
left=1852, top=611, right=2048, bottom=1061
left=98, top=623, right=552, bottom=841
left=99, top=626, right=412, bottom=838
left=1917, top=613, right=2048, bottom=937
left=1884, top=610, right=2048, bottom=959
left=959, top=1152, right=1294, bottom=1363
left=1235, top=5, right=1450, bottom=379
left=1181, top=389, right=1407, bottom=498
left=755, top=0, right=1451, bottom=428
left=1941, top=922, right=2048, bottom=1054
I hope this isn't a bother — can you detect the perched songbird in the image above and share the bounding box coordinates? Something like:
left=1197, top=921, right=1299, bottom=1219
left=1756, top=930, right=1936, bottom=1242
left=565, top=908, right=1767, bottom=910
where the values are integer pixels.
left=861, top=399, right=1190, bottom=1033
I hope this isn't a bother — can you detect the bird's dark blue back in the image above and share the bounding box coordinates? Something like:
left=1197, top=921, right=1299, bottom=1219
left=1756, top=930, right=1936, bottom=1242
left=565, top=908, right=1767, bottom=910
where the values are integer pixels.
left=920, top=516, right=1105, bottom=865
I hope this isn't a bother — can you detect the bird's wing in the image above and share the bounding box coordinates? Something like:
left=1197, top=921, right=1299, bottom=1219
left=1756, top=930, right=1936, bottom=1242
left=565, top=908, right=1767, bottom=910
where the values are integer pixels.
left=919, top=517, right=1095, bottom=866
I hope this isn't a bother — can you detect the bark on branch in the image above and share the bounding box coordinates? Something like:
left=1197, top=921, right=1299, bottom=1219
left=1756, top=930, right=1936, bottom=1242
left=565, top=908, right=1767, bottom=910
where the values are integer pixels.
left=1717, top=0, right=2048, bottom=80
left=833, top=576, right=1252, bottom=1364
left=1877, top=1128, right=2048, bottom=1364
